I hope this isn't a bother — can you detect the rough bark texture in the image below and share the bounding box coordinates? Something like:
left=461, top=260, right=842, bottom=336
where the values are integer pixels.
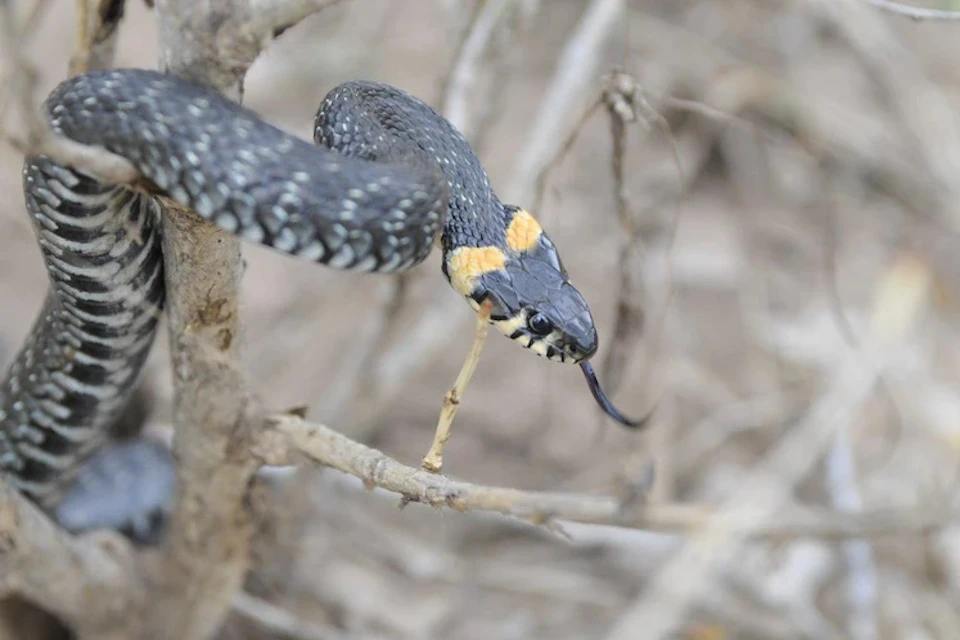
left=139, top=2, right=336, bottom=638
left=0, top=483, right=140, bottom=640
left=146, top=204, right=256, bottom=640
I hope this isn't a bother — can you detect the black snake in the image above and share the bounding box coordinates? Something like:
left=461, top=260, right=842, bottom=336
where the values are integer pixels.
left=0, top=69, right=643, bottom=539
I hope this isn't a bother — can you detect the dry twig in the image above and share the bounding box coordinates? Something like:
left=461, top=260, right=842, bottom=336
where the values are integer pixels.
left=0, top=480, right=141, bottom=639
left=505, top=0, right=625, bottom=205
left=601, top=244, right=933, bottom=640
left=231, top=591, right=346, bottom=640
left=422, top=301, right=492, bottom=473
left=860, top=0, right=960, bottom=21
left=139, top=2, right=352, bottom=639
left=256, top=414, right=959, bottom=539
left=0, top=0, right=139, bottom=184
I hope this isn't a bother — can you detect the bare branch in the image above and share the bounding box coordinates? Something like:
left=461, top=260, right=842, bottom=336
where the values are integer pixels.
left=422, top=301, right=492, bottom=473
left=860, top=0, right=960, bottom=21
left=257, top=414, right=959, bottom=540
left=601, top=253, right=934, bottom=640
left=0, top=480, right=140, bottom=640
left=231, top=591, right=345, bottom=640
left=505, top=0, right=625, bottom=204
left=440, top=0, right=514, bottom=137
left=247, top=0, right=345, bottom=35
left=142, top=1, right=347, bottom=638
left=0, top=0, right=139, bottom=184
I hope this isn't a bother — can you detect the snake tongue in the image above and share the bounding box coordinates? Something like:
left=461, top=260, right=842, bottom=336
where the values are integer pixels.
left=579, top=361, right=651, bottom=429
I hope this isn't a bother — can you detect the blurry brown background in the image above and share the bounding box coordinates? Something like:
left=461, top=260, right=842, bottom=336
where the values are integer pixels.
left=5, top=0, right=960, bottom=638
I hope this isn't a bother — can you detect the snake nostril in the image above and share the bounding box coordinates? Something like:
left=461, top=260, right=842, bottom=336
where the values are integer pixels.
left=574, top=331, right=598, bottom=361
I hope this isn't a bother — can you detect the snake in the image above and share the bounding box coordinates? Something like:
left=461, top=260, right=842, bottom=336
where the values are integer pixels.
left=0, top=68, right=645, bottom=539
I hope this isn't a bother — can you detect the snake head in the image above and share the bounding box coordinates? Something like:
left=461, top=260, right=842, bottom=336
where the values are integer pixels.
left=445, top=207, right=596, bottom=364
left=482, top=249, right=598, bottom=365
left=443, top=206, right=649, bottom=429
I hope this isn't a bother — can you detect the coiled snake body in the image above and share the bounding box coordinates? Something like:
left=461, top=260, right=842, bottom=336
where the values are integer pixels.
left=0, top=69, right=640, bottom=537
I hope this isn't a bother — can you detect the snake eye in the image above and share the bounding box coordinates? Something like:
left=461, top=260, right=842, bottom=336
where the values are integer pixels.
left=527, top=312, right=553, bottom=336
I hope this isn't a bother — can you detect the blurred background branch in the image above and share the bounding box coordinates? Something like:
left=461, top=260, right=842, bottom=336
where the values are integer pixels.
left=861, top=0, right=960, bottom=21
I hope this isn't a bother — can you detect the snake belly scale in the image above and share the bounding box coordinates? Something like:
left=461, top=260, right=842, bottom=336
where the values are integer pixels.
left=0, top=69, right=642, bottom=531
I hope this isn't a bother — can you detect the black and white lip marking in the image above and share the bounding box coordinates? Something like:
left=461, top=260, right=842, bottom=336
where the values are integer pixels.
left=493, top=310, right=577, bottom=363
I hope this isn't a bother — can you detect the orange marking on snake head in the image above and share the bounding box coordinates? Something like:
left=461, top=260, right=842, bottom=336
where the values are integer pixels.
left=447, top=246, right=506, bottom=297
left=505, top=209, right=542, bottom=253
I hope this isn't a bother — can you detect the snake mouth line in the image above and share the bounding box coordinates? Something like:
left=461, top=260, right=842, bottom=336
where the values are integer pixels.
left=579, top=361, right=651, bottom=429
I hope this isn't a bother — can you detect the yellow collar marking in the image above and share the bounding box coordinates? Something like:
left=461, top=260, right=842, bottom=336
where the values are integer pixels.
left=505, top=208, right=542, bottom=253
left=447, top=246, right=506, bottom=297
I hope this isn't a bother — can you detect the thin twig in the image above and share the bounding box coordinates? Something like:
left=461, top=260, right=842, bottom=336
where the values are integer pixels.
left=826, top=427, right=879, bottom=640
left=601, top=238, right=933, bottom=640
left=439, top=0, right=513, bottom=138
left=0, top=0, right=139, bottom=183
left=598, top=72, right=647, bottom=405
left=860, top=0, right=960, bottom=21
left=505, top=0, right=625, bottom=204
left=422, top=301, right=491, bottom=473
left=231, top=591, right=346, bottom=640
left=0, top=479, right=141, bottom=639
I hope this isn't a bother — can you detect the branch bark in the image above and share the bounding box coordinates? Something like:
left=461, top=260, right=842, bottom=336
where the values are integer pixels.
left=0, top=481, right=141, bottom=640
left=0, top=0, right=138, bottom=183
left=255, top=415, right=958, bottom=540
left=861, top=0, right=960, bottom=21
left=141, top=1, right=344, bottom=638
left=505, top=0, right=625, bottom=204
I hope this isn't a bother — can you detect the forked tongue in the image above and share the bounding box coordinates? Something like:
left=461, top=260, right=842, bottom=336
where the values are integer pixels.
left=579, top=361, right=651, bottom=429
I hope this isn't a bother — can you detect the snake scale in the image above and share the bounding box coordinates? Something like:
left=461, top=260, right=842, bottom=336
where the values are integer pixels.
left=0, top=68, right=644, bottom=539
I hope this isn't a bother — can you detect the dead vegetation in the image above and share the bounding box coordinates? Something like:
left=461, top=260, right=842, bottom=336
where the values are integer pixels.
left=2, top=0, right=960, bottom=638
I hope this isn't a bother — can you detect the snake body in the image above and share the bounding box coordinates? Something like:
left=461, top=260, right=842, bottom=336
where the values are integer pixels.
left=0, top=69, right=640, bottom=534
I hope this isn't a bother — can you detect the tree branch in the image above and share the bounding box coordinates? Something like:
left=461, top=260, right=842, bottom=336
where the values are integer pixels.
left=860, top=0, right=960, bottom=21
left=0, top=0, right=138, bottom=184
left=142, top=1, right=345, bottom=638
left=247, top=0, right=345, bottom=36
left=601, top=254, right=934, bottom=640
left=505, top=0, right=625, bottom=204
left=0, top=480, right=140, bottom=640
left=256, top=415, right=959, bottom=540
